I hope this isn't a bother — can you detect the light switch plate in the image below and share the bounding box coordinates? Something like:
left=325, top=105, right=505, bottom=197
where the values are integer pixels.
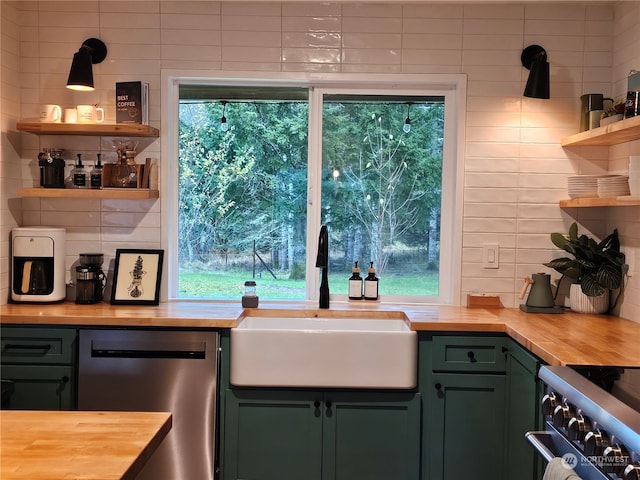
left=482, top=243, right=499, bottom=269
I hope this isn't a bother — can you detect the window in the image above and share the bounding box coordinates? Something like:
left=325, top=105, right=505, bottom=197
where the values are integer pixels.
left=167, top=74, right=463, bottom=304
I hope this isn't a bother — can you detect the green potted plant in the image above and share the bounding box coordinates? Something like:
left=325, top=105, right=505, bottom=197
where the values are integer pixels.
left=543, top=222, right=628, bottom=314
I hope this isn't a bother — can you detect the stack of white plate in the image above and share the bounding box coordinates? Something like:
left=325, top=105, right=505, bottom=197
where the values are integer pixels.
left=630, top=156, right=640, bottom=195
left=567, top=175, right=599, bottom=198
left=597, top=175, right=630, bottom=198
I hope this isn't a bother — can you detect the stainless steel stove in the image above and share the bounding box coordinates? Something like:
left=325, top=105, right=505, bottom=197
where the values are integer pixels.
left=527, top=366, right=640, bottom=480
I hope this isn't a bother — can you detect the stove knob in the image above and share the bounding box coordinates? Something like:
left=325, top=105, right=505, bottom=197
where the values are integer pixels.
left=602, top=444, right=628, bottom=475
left=623, top=463, right=640, bottom=480
left=584, top=429, right=609, bottom=456
left=567, top=412, right=591, bottom=442
left=542, top=392, right=558, bottom=416
left=553, top=402, right=574, bottom=429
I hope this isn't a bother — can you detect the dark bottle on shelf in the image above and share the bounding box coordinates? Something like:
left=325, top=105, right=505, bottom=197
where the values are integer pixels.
left=348, top=261, right=363, bottom=300
left=90, top=153, right=103, bottom=189
left=364, top=261, right=379, bottom=301
left=71, top=153, right=87, bottom=188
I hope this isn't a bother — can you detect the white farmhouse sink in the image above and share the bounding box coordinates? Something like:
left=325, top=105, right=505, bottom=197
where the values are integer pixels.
left=230, top=315, right=417, bottom=389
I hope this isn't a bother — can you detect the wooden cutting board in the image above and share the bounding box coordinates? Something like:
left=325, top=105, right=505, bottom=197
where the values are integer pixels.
left=0, top=410, right=172, bottom=480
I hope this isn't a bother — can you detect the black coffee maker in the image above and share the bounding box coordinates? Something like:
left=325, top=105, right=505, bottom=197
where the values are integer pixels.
left=75, top=253, right=106, bottom=304
left=38, top=149, right=66, bottom=188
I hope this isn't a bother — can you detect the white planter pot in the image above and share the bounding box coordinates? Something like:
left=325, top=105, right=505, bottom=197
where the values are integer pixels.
left=569, top=284, right=609, bottom=314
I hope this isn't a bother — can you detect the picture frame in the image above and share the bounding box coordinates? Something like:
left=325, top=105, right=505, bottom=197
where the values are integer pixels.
left=110, top=249, right=164, bottom=305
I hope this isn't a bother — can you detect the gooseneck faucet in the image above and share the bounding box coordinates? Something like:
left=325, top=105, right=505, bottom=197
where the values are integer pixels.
left=316, top=225, right=330, bottom=309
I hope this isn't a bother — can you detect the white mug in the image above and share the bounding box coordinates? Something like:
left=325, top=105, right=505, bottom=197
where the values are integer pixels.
left=63, top=108, right=78, bottom=124
left=77, top=105, right=105, bottom=124
left=39, top=104, right=62, bottom=123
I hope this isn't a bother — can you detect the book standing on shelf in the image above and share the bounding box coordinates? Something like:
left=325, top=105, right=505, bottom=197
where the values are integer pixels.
left=116, top=81, right=149, bottom=125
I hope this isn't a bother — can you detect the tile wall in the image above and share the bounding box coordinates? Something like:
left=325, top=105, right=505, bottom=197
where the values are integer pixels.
left=1, top=1, right=639, bottom=322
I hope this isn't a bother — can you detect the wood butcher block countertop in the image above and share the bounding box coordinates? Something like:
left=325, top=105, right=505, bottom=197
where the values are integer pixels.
left=0, top=410, right=172, bottom=480
left=2, top=301, right=640, bottom=367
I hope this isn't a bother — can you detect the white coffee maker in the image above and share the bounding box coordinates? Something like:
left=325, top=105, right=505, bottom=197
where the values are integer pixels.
left=11, top=227, right=66, bottom=303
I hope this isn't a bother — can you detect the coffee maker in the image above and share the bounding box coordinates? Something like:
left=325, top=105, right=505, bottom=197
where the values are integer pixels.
left=75, top=253, right=106, bottom=304
left=38, top=149, right=66, bottom=188
left=11, top=227, right=66, bottom=302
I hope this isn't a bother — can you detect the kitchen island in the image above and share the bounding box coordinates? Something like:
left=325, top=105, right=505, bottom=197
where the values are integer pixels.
left=0, top=410, right=172, bottom=480
left=1, top=301, right=639, bottom=367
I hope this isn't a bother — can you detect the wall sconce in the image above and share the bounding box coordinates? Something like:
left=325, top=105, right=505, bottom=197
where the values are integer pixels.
left=66, top=38, right=108, bottom=91
left=403, top=103, right=412, bottom=133
left=521, top=44, right=550, bottom=99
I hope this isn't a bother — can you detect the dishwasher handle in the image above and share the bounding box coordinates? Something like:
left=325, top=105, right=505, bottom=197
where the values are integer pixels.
left=91, top=339, right=207, bottom=359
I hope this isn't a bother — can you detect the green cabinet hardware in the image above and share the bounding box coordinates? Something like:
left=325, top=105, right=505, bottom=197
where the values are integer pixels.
left=1, top=327, right=77, bottom=410
left=221, top=388, right=420, bottom=480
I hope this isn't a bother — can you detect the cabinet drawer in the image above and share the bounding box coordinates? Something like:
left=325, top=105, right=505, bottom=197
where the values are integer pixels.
left=431, top=335, right=507, bottom=372
left=1, top=327, right=77, bottom=364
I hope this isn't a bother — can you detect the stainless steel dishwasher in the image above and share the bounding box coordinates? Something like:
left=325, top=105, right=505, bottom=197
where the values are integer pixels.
left=78, top=329, right=218, bottom=480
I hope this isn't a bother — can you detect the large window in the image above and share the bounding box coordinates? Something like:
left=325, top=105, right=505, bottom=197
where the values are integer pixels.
left=168, top=75, right=462, bottom=304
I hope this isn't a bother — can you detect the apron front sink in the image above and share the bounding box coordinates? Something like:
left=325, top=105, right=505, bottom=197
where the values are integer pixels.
left=230, top=315, right=417, bottom=389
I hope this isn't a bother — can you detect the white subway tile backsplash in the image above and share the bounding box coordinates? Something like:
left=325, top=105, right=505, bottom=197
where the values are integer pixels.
left=3, top=0, right=639, bottom=323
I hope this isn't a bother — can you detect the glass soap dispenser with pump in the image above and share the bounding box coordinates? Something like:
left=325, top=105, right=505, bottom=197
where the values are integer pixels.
left=71, top=153, right=87, bottom=188
left=348, top=261, right=363, bottom=300
left=364, top=261, right=379, bottom=301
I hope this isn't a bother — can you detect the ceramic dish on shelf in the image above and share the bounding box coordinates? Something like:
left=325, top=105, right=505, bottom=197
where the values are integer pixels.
left=567, top=175, right=599, bottom=198
left=597, top=175, right=630, bottom=197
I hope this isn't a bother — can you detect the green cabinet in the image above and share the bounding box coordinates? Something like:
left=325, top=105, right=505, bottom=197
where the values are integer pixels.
left=420, top=333, right=543, bottom=480
left=421, top=334, right=507, bottom=480
left=0, top=326, right=77, bottom=410
left=504, top=338, right=543, bottom=480
left=221, top=388, right=420, bottom=480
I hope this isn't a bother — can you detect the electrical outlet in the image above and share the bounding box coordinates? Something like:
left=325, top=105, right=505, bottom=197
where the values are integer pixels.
left=482, top=243, right=499, bottom=269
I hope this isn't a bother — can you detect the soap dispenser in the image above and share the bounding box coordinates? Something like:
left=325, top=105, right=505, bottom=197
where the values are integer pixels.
left=90, top=153, right=103, bottom=189
left=348, top=261, right=363, bottom=300
left=71, top=153, right=87, bottom=188
left=364, top=261, right=379, bottom=301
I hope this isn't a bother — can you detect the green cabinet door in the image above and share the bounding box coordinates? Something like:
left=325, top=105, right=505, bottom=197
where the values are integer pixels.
left=323, top=391, right=420, bottom=480
left=223, top=388, right=323, bottom=480
left=222, top=389, right=420, bottom=480
left=1, top=364, right=74, bottom=410
left=427, top=373, right=506, bottom=480
left=505, top=340, right=543, bottom=480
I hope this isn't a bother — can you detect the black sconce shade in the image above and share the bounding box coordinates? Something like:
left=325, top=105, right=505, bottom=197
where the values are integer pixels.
left=521, top=44, right=550, bottom=99
left=67, top=38, right=108, bottom=91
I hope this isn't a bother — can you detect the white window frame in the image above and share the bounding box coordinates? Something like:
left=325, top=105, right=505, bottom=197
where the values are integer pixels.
left=161, top=71, right=466, bottom=305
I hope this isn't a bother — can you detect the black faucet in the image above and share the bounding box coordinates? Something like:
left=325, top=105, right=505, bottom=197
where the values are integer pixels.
left=316, top=225, right=330, bottom=309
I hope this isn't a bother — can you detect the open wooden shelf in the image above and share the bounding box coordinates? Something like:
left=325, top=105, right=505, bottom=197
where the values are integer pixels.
left=18, top=188, right=159, bottom=200
left=559, top=195, right=640, bottom=208
left=561, top=115, right=640, bottom=147
left=16, top=121, right=159, bottom=138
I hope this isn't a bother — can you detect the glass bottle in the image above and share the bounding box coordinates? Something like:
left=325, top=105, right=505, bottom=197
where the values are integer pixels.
left=90, top=153, right=103, bottom=189
left=364, top=261, right=379, bottom=301
left=348, top=261, right=363, bottom=300
left=71, top=153, right=87, bottom=188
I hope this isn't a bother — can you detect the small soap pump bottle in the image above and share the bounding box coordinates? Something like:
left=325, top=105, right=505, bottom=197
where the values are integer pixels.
left=90, top=153, right=103, bottom=189
left=348, top=261, right=363, bottom=300
left=71, top=153, right=87, bottom=188
left=364, top=261, right=379, bottom=301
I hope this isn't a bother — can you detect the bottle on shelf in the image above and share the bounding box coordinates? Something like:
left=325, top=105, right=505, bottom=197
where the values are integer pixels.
left=71, top=153, right=87, bottom=188
left=348, top=261, right=363, bottom=300
left=90, top=153, right=103, bottom=189
left=364, top=261, right=379, bottom=301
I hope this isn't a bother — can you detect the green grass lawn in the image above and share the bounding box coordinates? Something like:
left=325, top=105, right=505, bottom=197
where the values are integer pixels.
left=178, top=270, right=438, bottom=299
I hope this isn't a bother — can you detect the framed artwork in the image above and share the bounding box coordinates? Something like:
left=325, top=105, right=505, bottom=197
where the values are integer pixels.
left=110, top=249, right=163, bottom=305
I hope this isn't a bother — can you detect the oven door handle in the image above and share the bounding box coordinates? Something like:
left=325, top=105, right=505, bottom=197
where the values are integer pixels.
left=525, top=431, right=555, bottom=463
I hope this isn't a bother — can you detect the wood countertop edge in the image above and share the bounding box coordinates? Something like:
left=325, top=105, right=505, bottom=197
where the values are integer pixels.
left=2, top=303, right=639, bottom=368
left=122, top=412, right=173, bottom=480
